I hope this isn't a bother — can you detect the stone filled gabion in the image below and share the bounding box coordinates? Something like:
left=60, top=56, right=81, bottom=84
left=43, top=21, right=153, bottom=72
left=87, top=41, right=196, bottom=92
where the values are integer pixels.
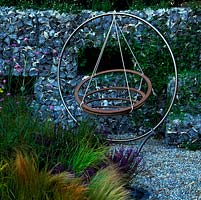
left=166, top=72, right=200, bottom=145
left=0, top=7, right=200, bottom=142
left=166, top=114, right=201, bottom=145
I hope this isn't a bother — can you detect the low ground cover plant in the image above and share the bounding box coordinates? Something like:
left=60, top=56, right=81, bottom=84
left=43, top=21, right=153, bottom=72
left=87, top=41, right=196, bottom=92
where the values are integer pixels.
left=179, top=140, right=201, bottom=151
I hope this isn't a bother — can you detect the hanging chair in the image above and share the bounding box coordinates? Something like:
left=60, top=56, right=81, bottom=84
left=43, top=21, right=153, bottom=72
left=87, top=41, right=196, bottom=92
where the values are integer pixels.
left=73, top=13, right=152, bottom=116
left=74, top=69, right=152, bottom=116
left=57, top=11, right=178, bottom=143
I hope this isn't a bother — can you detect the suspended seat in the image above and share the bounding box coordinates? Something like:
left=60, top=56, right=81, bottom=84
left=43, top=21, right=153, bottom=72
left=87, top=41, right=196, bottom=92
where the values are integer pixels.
left=74, top=69, right=152, bottom=116
left=73, top=13, right=153, bottom=116
left=57, top=12, right=178, bottom=143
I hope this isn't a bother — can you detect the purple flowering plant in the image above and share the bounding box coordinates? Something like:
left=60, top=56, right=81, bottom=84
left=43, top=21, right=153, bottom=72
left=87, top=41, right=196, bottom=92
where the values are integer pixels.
left=1, top=37, right=42, bottom=96
left=109, top=146, right=144, bottom=176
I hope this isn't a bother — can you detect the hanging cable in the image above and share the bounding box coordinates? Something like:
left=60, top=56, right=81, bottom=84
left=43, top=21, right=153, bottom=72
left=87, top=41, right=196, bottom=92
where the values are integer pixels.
left=114, top=15, right=134, bottom=112
left=80, top=14, right=116, bottom=108
left=116, top=21, right=144, bottom=93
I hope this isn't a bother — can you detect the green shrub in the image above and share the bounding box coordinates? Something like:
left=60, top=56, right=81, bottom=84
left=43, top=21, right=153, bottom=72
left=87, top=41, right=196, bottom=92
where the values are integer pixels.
left=0, top=0, right=200, bottom=11
left=179, top=140, right=201, bottom=151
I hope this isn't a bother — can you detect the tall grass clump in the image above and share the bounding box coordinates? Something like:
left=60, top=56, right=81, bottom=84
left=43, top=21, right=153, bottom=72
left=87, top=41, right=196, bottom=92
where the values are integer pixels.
left=0, top=96, right=55, bottom=157
left=66, top=121, right=108, bottom=175
left=0, top=159, right=14, bottom=199
left=88, top=165, right=130, bottom=200
left=0, top=96, right=35, bottom=155
left=0, top=151, right=88, bottom=200
left=67, top=142, right=108, bottom=174
left=0, top=95, right=107, bottom=175
left=30, top=119, right=108, bottom=175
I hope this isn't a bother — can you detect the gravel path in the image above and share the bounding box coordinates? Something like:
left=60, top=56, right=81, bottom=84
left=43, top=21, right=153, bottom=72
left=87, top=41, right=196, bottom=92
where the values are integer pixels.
left=130, top=139, right=201, bottom=200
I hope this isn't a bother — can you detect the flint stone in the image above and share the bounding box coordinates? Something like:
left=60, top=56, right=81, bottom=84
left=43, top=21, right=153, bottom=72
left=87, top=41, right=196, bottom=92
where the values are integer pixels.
left=48, top=80, right=58, bottom=88
left=51, top=65, right=57, bottom=74
left=38, top=16, right=49, bottom=24
left=4, top=37, right=11, bottom=45
left=29, top=12, right=36, bottom=18
left=0, top=33, right=7, bottom=40
left=53, top=39, right=63, bottom=47
left=38, top=36, right=46, bottom=45
left=29, top=68, right=39, bottom=76
left=52, top=106, right=61, bottom=111
left=39, top=56, right=49, bottom=65
left=49, top=30, right=55, bottom=37
left=166, top=114, right=201, bottom=145
left=25, top=19, right=33, bottom=26
left=0, top=58, right=4, bottom=65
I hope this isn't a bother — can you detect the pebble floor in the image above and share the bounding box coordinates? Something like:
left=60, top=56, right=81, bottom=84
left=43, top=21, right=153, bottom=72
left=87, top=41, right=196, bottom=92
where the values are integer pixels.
left=129, top=139, right=201, bottom=200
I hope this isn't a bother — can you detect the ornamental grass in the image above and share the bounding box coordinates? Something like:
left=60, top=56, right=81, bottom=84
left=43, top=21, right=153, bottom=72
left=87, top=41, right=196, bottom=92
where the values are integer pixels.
left=0, top=151, right=88, bottom=200
left=88, top=165, right=130, bottom=200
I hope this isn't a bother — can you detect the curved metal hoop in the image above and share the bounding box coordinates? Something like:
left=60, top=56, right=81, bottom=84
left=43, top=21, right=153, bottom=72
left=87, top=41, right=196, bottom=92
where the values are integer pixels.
left=57, top=12, right=178, bottom=142
left=74, top=69, right=152, bottom=116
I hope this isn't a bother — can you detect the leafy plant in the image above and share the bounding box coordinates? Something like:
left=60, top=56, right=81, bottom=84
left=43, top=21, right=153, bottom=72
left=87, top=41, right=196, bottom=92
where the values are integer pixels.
left=179, top=140, right=201, bottom=151
left=176, top=71, right=200, bottom=113
left=91, top=0, right=113, bottom=11
left=88, top=165, right=129, bottom=200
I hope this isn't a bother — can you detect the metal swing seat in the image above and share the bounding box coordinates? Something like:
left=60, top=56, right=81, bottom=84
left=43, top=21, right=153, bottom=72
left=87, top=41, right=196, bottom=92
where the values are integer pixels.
left=74, top=69, right=152, bottom=116
left=74, top=14, right=152, bottom=116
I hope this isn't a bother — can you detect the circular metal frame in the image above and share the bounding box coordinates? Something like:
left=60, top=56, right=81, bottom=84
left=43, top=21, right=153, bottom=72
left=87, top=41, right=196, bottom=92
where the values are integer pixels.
left=74, top=69, right=152, bottom=116
left=57, top=11, right=178, bottom=142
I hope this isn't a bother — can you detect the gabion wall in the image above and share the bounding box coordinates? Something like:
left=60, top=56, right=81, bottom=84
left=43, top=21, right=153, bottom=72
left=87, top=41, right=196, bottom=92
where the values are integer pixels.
left=0, top=7, right=200, bottom=143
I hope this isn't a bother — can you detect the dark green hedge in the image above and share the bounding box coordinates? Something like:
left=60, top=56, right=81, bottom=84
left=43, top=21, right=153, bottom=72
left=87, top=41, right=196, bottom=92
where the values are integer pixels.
left=0, top=0, right=198, bottom=11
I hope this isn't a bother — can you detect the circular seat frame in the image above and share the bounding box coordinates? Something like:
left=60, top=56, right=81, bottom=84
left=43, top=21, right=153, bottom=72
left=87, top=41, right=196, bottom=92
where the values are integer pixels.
left=74, top=69, right=152, bottom=116
left=57, top=12, right=178, bottom=143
